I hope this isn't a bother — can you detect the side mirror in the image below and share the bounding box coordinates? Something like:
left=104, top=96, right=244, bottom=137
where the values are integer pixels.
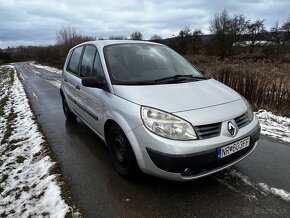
left=82, top=77, right=103, bottom=89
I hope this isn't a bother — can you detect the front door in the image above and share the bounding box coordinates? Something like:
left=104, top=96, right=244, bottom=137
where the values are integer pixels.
left=75, top=45, right=109, bottom=135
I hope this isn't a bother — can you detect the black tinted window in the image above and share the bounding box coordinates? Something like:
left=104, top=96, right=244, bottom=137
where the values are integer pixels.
left=80, top=45, right=97, bottom=78
left=93, top=52, right=105, bottom=82
left=67, top=46, right=83, bottom=75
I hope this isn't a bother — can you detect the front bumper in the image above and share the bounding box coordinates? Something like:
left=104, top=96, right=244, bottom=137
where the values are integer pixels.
left=126, top=115, right=260, bottom=181
left=146, top=128, right=259, bottom=177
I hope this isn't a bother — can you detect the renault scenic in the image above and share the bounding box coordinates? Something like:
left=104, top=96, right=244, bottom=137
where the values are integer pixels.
left=60, top=40, right=260, bottom=181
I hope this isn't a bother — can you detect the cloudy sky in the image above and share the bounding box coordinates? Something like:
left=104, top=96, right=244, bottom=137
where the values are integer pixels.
left=0, top=0, right=289, bottom=48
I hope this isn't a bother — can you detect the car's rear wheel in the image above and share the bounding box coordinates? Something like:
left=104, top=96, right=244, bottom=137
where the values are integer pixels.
left=62, top=97, right=76, bottom=121
left=108, top=125, right=138, bottom=179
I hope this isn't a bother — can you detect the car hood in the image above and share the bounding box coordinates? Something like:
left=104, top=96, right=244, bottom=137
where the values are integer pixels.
left=113, top=79, right=242, bottom=112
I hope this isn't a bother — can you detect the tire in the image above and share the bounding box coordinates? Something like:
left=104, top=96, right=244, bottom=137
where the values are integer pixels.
left=108, top=125, right=139, bottom=179
left=62, top=97, right=76, bottom=121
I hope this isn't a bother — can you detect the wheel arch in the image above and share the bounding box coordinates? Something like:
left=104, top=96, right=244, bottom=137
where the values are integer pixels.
left=102, top=111, right=144, bottom=167
left=104, top=119, right=119, bottom=145
left=102, top=109, right=141, bottom=143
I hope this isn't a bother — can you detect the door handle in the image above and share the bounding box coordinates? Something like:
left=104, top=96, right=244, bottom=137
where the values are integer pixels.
left=75, top=85, right=80, bottom=90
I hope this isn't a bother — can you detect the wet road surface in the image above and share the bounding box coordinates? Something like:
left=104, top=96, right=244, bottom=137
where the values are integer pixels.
left=14, top=62, right=290, bottom=218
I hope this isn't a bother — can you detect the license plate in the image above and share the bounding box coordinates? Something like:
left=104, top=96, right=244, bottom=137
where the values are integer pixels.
left=217, top=137, right=250, bottom=160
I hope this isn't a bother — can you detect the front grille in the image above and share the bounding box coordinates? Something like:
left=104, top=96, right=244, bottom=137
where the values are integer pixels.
left=234, top=113, right=249, bottom=128
left=194, top=122, right=222, bottom=139
left=194, top=112, right=249, bottom=140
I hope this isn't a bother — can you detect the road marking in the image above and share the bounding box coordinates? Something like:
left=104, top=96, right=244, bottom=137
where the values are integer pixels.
left=16, top=68, right=39, bottom=101
left=23, top=81, right=39, bottom=101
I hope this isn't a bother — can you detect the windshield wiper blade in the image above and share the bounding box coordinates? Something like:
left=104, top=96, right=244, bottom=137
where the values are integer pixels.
left=154, top=75, right=205, bottom=82
left=119, top=81, right=157, bottom=85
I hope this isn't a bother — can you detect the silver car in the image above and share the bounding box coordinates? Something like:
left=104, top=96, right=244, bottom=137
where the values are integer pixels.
left=60, top=40, right=260, bottom=181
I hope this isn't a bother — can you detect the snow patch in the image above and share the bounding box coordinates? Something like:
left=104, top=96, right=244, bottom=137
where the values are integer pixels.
left=0, top=65, right=77, bottom=217
left=255, top=109, right=290, bottom=143
left=30, top=62, right=62, bottom=74
left=49, top=80, right=61, bottom=88
left=220, top=169, right=290, bottom=203
left=228, top=169, right=253, bottom=187
left=258, top=183, right=290, bottom=202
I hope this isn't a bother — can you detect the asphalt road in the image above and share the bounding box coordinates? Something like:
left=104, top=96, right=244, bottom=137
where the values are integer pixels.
left=14, top=62, right=290, bottom=218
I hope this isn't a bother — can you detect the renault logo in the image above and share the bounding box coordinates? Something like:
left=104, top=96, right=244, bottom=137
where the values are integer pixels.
left=228, top=121, right=237, bottom=136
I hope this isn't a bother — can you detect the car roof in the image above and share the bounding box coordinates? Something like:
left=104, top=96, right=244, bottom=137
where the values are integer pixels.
left=75, top=40, right=164, bottom=49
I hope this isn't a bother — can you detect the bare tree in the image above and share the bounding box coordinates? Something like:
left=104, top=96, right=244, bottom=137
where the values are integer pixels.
left=192, top=29, right=203, bottom=54
left=178, top=27, right=191, bottom=54
left=270, top=21, right=286, bottom=57
left=229, top=14, right=249, bottom=44
left=55, top=26, right=95, bottom=65
left=246, top=20, right=266, bottom=53
left=150, top=34, right=163, bottom=41
left=281, top=18, right=290, bottom=45
left=56, top=26, right=78, bottom=48
left=130, top=32, right=143, bottom=40
left=209, top=10, right=249, bottom=57
left=56, top=26, right=95, bottom=48
left=209, top=10, right=231, bottom=35
left=209, top=10, right=232, bottom=57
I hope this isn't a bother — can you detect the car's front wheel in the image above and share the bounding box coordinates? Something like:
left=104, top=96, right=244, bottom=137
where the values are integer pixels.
left=108, top=125, right=139, bottom=179
left=62, top=97, right=76, bottom=121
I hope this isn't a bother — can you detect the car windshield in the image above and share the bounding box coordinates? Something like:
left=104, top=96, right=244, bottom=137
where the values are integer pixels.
left=104, top=43, right=204, bottom=85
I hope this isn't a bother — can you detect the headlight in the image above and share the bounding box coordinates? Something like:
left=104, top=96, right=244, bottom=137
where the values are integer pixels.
left=242, top=97, right=253, bottom=121
left=141, top=106, right=197, bottom=140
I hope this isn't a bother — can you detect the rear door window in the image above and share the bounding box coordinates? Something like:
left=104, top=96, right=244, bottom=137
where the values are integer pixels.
left=67, top=46, right=83, bottom=75
left=80, top=45, right=97, bottom=78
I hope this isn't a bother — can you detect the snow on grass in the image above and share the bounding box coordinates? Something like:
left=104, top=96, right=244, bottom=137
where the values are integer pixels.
left=0, top=65, right=79, bottom=217
left=255, top=109, right=290, bottom=143
left=30, top=62, right=62, bottom=74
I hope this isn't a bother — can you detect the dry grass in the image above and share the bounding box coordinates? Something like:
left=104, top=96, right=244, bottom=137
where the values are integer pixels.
left=186, top=55, right=290, bottom=117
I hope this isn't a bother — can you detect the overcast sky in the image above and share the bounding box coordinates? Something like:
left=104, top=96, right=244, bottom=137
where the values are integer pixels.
left=0, top=0, right=289, bottom=48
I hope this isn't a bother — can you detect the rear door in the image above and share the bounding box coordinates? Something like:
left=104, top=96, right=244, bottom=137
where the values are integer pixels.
left=63, top=45, right=84, bottom=112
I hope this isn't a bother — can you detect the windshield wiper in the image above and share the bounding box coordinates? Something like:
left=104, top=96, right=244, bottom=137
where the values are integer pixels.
left=115, top=75, right=206, bottom=85
left=116, top=81, right=157, bottom=85
left=154, top=75, right=206, bottom=83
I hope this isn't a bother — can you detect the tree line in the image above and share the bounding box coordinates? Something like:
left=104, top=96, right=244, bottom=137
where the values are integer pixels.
left=168, top=10, right=290, bottom=58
